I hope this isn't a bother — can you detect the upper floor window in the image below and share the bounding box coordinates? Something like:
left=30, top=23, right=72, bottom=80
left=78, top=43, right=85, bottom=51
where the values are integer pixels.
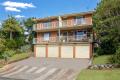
left=43, top=32, right=50, bottom=41
left=74, top=16, right=86, bottom=25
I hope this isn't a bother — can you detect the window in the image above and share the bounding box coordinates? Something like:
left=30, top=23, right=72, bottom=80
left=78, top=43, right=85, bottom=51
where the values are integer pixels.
left=74, top=16, right=85, bottom=25
left=43, top=33, right=50, bottom=41
left=76, top=31, right=86, bottom=40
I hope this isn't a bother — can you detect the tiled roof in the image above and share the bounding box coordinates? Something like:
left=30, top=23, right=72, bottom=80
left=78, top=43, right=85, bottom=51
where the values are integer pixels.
left=34, top=11, right=94, bottom=22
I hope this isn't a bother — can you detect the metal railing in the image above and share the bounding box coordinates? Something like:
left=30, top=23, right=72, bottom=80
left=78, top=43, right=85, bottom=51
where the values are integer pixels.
left=33, top=20, right=88, bottom=31
left=33, top=35, right=92, bottom=44
left=62, top=20, right=87, bottom=27
left=33, top=22, right=59, bottom=31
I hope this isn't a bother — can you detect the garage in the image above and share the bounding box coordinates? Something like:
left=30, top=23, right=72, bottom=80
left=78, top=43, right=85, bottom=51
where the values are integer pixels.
left=48, top=45, right=59, bottom=57
left=34, top=44, right=92, bottom=58
left=61, top=45, right=73, bottom=58
left=35, top=45, right=46, bottom=57
left=75, top=44, right=90, bottom=58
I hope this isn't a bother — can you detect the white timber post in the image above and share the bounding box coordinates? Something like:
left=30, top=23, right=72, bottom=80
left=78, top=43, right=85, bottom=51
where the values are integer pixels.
left=58, top=16, right=62, bottom=42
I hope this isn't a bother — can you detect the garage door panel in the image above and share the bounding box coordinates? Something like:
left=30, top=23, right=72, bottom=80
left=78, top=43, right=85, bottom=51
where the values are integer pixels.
left=36, top=46, right=46, bottom=57
left=48, top=46, right=59, bottom=57
left=76, top=45, right=90, bottom=58
left=61, top=46, right=73, bottom=58
left=35, top=44, right=90, bottom=58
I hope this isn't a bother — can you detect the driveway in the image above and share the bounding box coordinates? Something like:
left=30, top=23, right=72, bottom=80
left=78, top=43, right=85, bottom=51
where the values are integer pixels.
left=0, top=57, right=90, bottom=80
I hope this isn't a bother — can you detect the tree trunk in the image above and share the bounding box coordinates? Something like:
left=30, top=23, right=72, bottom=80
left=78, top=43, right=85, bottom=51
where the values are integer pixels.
left=10, top=31, right=12, bottom=40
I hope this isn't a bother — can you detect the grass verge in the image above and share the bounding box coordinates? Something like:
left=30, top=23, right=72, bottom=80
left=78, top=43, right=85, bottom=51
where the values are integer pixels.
left=76, top=55, right=120, bottom=80
left=0, top=53, right=30, bottom=68
left=76, top=69, right=120, bottom=80
left=93, top=55, right=111, bottom=64
left=8, top=53, right=30, bottom=63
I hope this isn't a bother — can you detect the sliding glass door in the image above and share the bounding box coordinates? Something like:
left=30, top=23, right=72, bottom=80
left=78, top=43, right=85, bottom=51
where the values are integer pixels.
left=44, top=33, right=50, bottom=41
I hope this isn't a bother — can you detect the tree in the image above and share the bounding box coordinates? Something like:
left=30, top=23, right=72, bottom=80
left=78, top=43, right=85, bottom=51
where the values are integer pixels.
left=1, top=16, right=25, bottom=49
left=93, top=0, right=120, bottom=55
left=24, top=18, right=35, bottom=44
left=2, top=16, right=23, bottom=40
left=24, top=18, right=35, bottom=31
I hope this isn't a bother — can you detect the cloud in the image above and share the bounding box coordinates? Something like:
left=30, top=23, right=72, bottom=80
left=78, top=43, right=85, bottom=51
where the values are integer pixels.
left=2, top=1, right=35, bottom=12
left=15, top=15, right=25, bottom=18
left=3, top=1, right=35, bottom=8
left=5, top=7, right=21, bottom=12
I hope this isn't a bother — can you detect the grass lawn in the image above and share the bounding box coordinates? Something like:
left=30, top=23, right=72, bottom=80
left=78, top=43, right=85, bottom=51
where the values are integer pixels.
left=8, top=53, right=30, bottom=63
left=0, top=63, right=5, bottom=68
left=93, top=55, right=111, bottom=64
left=76, top=55, right=120, bottom=80
left=76, top=69, right=120, bottom=80
left=0, top=53, right=30, bottom=68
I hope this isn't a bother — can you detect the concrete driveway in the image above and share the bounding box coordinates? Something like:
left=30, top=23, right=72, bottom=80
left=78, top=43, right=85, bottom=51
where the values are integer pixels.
left=0, top=57, right=90, bottom=80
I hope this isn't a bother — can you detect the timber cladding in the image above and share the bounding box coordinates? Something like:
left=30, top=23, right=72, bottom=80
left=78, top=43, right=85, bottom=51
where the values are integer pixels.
left=34, top=43, right=92, bottom=59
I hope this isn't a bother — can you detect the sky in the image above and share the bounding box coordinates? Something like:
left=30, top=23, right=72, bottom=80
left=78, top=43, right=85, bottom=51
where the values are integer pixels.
left=0, top=0, right=100, bottom=21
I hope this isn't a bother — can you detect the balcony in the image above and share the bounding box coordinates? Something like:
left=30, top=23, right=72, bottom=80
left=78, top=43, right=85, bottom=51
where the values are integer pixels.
left=33, top=22, right=59, bottom=31
left=33, top=18, right=91, bottom=31
left=33, top=35, right=93, bottom=44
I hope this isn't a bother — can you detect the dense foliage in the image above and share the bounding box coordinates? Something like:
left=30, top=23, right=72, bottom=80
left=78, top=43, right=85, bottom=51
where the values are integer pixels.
left=93, top=0, right=120, bottom=55
left=0, top=16, right=25, bottom=60
left=93, top=0, right=120, bottom=64
left=24, top=18, right=35, bottom=44
left=0, top=16, right=35, bottom=62
left=2, top=16, right=25, bottom=49
left=109, top=46, right=120, bottom=64
left=2, top=16, right=23, bottom=39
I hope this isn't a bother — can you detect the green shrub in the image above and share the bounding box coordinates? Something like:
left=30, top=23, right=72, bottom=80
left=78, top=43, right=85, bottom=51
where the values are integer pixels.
left=0, top=50, right=16, bottom=61
left=109, top=46, right=120, bottom=64
left=5, top=37, right=25, bottom=50
left=96, top=40, right=117, bottom=55
left=15, top=37, right=25, bottom=48
left=6, top=50, right=16, bottom=57
left=5, top=39, right=17, bottom=49
left=15, top=45, right=31, bottom=54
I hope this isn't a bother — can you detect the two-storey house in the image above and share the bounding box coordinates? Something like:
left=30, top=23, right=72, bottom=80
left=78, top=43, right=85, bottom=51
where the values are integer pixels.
left=33, top=11, right=93, bottom=59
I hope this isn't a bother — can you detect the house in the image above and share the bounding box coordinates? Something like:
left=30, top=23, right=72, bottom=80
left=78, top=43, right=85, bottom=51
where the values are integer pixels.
left=33, top=11, right=94, bottom=58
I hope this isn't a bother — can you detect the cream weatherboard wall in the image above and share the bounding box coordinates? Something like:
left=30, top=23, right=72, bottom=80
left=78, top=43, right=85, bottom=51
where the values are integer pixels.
left=48, top=45, right=59, bottom=57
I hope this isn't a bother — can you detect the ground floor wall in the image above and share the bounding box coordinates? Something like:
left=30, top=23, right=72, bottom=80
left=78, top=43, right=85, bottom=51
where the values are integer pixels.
left=34, top=43, right=93, bottom=59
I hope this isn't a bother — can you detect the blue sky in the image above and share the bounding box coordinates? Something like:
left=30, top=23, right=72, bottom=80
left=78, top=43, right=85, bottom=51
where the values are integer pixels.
left=0, top=0, right=100, bottom=21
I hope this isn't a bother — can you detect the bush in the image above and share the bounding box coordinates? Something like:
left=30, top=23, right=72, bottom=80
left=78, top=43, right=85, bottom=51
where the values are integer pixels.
left=5, top=37, right=25, bottom=50
left=0, top=49, right=16, bottom=61
left=109, top=46, right=120, bottom=64
left=6, top=50, right=16, bottom=57
left=5, top=39, right=17, bottom=49
left=96, top=40, right=117, bottom=55
left=15, top=37, right=25, bottom=48
left=20, top=45, right=31, bottom=53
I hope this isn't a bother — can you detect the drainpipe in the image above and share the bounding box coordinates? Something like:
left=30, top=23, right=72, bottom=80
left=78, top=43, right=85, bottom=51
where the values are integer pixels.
left=58, top=16, right=62, bottom=42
